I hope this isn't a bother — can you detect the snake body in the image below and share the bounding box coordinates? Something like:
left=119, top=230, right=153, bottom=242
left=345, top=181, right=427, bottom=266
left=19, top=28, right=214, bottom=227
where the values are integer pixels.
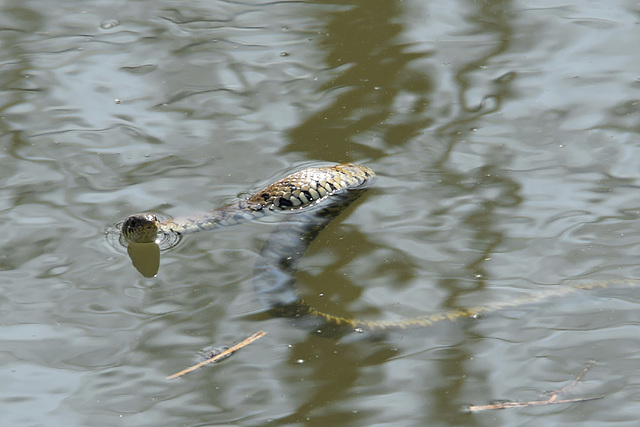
left=122, top=163, right=378, bottom=328
left=121, top=163, right=374, bottom=244
left=121, top=163, right=640, bottom=332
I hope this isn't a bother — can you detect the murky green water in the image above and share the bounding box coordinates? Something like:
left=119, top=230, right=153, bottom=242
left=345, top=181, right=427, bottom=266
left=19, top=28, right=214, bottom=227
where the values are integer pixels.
left=2, top=0, right=640, bottom=425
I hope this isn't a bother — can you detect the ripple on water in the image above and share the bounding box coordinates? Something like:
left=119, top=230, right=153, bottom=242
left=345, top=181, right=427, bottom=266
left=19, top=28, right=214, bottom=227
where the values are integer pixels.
left=106, top=213, right=181, bottom=253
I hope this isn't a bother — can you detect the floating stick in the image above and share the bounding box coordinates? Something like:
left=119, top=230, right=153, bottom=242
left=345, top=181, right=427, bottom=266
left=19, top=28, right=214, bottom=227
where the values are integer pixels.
left=466, top=361, right=603, bottom=412
left=167, top=330, right=267, bottom=379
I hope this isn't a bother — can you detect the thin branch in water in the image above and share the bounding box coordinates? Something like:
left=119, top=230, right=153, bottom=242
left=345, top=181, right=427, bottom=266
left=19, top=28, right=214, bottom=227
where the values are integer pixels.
left=167, top=330, right=267, bottom=380
left=467, top=395, right=603, bottom=411
left=466, top=361, right=603, bottom=412
left=541, top=360, right=595, bottom=398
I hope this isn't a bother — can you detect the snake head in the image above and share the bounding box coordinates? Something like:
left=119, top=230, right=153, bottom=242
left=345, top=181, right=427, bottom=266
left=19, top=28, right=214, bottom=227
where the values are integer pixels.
left=121, top=213, right=161, bottom=244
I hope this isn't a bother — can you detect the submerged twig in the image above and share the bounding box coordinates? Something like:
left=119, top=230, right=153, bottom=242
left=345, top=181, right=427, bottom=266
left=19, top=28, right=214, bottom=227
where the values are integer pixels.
left=167, top=330, right=267, bottom=379
left=467, top=361, right=603, bottom=412
left=467, top=395, right=603, bottom=411
left=541, top=360, right=595, bottom=398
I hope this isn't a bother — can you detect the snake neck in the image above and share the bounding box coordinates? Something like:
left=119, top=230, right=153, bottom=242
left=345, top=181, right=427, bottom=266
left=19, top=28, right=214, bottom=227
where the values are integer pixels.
left=158, top=200, right=265, bottom=236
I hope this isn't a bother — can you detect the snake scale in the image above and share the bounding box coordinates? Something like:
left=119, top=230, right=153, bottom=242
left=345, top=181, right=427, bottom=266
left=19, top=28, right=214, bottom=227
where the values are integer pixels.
left=121, top=163, right=640, bottom=332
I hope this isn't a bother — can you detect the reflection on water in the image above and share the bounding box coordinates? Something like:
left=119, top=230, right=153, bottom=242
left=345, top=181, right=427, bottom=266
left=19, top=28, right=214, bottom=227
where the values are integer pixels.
left=2, top=0, right=640, bottom=425
left=288, top=0, right=434, bottom=160
left=127, top=243, right=161, bottom=278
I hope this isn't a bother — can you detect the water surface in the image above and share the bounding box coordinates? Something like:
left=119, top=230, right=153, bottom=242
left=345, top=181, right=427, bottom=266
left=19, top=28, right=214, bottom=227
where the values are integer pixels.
left=2, top=0, right=640, bottom=425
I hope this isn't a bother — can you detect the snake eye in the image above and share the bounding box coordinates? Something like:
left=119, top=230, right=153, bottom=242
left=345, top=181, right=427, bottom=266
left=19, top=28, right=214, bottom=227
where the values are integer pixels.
left=123, top=217, right=139, bottom=230
left=123, top=216, right=145, bottom=234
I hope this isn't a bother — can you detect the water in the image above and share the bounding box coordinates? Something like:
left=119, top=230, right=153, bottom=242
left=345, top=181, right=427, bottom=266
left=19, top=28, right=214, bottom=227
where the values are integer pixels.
left=2, top=0, right=640, bottom=425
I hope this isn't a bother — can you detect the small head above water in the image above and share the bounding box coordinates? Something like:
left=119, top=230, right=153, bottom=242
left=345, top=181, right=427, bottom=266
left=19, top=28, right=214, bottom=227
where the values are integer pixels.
left=121, top=213, right=161, bottom=243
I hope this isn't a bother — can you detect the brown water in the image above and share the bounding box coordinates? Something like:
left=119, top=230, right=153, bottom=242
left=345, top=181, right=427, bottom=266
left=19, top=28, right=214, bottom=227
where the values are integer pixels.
left=2, top=0, right=640, bottom=425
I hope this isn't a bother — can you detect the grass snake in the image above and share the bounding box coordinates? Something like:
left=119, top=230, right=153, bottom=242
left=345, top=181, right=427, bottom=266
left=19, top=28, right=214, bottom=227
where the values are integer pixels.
left=120, top=163, right=639, bottom=332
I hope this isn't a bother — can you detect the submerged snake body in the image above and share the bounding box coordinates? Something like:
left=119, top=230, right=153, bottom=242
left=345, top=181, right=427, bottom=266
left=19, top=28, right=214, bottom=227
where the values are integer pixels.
left=122, top=163, right=639, bottom=332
